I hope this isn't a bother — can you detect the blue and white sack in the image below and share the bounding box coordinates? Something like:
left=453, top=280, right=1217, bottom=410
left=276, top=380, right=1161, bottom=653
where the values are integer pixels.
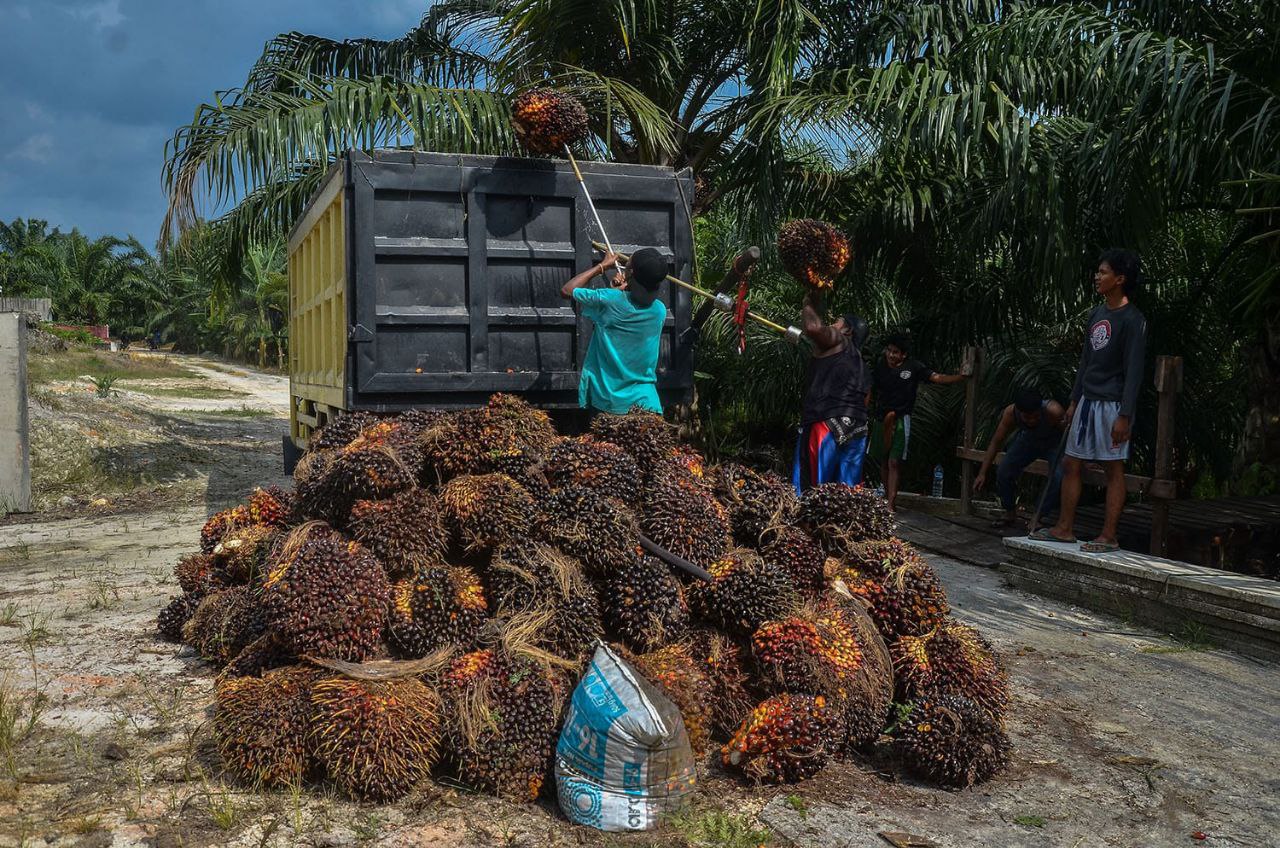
left=555, top=643, right=696, bottom=831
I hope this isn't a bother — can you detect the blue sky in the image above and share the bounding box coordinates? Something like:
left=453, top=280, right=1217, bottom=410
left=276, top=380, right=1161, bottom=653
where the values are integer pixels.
left=0, top=0, right=426, bottom=246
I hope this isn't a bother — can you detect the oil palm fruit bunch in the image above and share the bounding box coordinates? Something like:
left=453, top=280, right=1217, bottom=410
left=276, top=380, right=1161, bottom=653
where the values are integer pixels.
left=601, top=554, right=690, bottom=651
left=836, top=539, right=949, bottom=640
left=212, top=524, right=279, bottom=584
left=689, top=549, right=799, bottom=638
left=438, top=648, right=562, bottom=801
left=641, top=469, right=732, bottom=568
left=182, top=586, right=267, bottom=665
left=711, top=463, right=798, bottom=546
left=895, top=694, right=1010, bottom=788
left=260, top=523, right=390, bottom=661
left=440, top=473, right=535, bottom=552
left=385, top=564, right=488, bottom=658
left=536, top=485, right=640, bottom=576
left=819, top=593, right=894, bottom=752
left=891, top=618, right=1010, bottom=720
left=751, top=604, right=863, bottom=697
left=214, top=665, right=319, bottom=787
left=174, top=552, right=223, bottom=596
left=309, top=676, right=443, bottom=801
left=291, top=449, right=336, bottom=521
left=319, top=425, right=420, bottom=525
left=796, top=483, right=894, bottom=556
left=687, top=628, right=757, bottom=741
left=247, top=485, right=293, bottom=529
left=487, top=541, right=602, bottom=662
left=759, top=526, right=826, bottom=599
left=308, top=411, right=378, bottom=454
left=626, top=643, right=714, bottom=756
left=777, top=219, right=850, bottom=292
left=511, top=88, right=589, bottom=155
left=668, top=444, right=708, bottom=483
left=722, top=693, right=838, bottom=784
left=482, top=447, right=552, bottom=500
left=347, top=488, right=448, bottom=577
left=156, top=594, right=200, bottom=642
left=200, top=504, right=250, bottom=554
left=429, top=395, right=557, bottom=480
left=396, top=408, right=450, bottom=440
left=482, top=393, right=557, bottom=449
left=589, top=408, right=678, bottom=481
left=222, top=632, right=290, bottom=679
left=544, top=437, right=643, bottom=506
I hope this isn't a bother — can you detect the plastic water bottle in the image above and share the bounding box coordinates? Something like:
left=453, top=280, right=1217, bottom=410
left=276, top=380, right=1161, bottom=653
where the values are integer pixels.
left=931, top=464, right=944, bottom=498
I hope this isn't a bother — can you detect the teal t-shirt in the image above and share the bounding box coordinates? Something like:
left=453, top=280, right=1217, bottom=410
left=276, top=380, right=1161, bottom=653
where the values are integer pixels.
left=572, top=287, right=666, bottom=414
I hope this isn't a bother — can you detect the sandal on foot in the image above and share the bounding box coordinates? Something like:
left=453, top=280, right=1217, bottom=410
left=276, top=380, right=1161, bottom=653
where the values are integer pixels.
left=1080, top=539, right=1120, bottom=553
left=1028, top=528, right=1077, bottom=543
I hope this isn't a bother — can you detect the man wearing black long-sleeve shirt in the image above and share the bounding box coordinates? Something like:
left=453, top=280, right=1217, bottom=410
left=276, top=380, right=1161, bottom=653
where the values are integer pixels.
left=1033, top=249, right=1146, bottom=553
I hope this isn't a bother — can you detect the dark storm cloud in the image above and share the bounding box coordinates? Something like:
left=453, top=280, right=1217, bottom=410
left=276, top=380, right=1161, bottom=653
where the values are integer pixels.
left=0, top=0, right=426, bottom=245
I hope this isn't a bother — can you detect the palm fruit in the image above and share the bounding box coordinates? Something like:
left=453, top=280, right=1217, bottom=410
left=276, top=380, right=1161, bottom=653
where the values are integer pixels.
left=751, top=604, right=863, bottom=697
left=796, top=483, right=894, bottom=557
left=260, top=523, right=389, bottom=661
left=536, top=486, right=640, bottom=576
left=891, top=618, right=1010, bottom=721
left=157, top=594, right=199, bottom=642
left=308, top=411, right=378, bottom=454
left=487, top=542, right=602, bottom=661
left=688, top=628, right=756, bottom=740
left=601, top=554, right=690, bottom=651
left=712, top=463, right=798, bottom=546
left=589, top=408, right=678, bottom=481
left=626, top=643, right=714, bottom=756
left=291, top=448, right=337, bottom=521
left=511, top=88, right=589, bottom=155
left=174, top=552, right=222, bottom=596
left=347, top=488, right=448, bottom=577
left=385, top=564, right=488, bottom=658
left=482, top=447, right=552, bottom=500
left=222, top=632, right=290, bottom=679
left=214, top=665, right=318, bottom=787
left=396, top=408, right=450, bottom=439
left=722, top=693, right=838, bottom=784
left=669, top=444, right=708, bottom=483
left=426, top=395, right=558, bottom=482
left=212, top=524, right=279, bottom=584
left=309, top=676, right=442, bottom=801
left=689, top=549, right=799, bottom=637
left=759, top=526, right=826, bottom=599
left=777, top=218, right=850, bottom=291
left=641, top=468, right=732, bottom=568
left=200, top=504, right=249, bottom=554
left=820, top=592, right=893, bottom=752
left=182, top=586, right=266, bottom=665
left=247, top=485, right=293, bottom=529
left=438, top=649, right=562, bottom=801
left=895, top=694, right=1011, bottom=788
left=318, top=423, right=420, bottom=525
left=544, top=437, right=642, bottom=506
left=440, top=473, right=535, bottom=552
left=835, top=538, right=949, bottom=639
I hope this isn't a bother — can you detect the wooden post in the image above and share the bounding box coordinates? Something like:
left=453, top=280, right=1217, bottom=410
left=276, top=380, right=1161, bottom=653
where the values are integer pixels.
left=959, top=345, right=982, bottom=516
left=1149, top=355, right=1183, bottom=557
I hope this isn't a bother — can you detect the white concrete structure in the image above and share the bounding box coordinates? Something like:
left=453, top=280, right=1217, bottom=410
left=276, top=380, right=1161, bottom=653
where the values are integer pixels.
left=0, top=312, right=31, bottom=513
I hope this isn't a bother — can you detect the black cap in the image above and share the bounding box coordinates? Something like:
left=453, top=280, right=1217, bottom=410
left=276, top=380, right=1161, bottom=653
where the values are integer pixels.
left=1014, top=387, right=1043, bottom=413
left=843, top=314, right=869, bottom=348
left=625, top=248, right=666, bottom=307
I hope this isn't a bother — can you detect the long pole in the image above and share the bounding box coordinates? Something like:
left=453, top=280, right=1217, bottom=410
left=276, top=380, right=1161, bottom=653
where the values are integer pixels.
left=565, top=145, right=621, bottom=272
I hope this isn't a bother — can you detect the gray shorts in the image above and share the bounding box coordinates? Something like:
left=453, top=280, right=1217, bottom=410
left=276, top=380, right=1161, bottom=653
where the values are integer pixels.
left=1066, top=398, right=1130, bottom=461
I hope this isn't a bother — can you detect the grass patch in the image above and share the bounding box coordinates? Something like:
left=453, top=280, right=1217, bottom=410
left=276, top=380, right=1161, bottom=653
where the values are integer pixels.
left=1013, top=814, right=1046, bottom=827
left=668, top=808, right=773, bottom=848
left=27, top=350, right=198, bottom=384
left=783, top=794, right=808, bottom=817
left=176, top=406, right=274, bottom=418
left=1139, top=621, right=1214, bottom=654
left=126, top=384, right=248, bottom=399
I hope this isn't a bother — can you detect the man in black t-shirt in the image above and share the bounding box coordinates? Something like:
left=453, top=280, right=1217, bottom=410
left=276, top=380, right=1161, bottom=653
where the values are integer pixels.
left=871, top=333, right=968, bottom=510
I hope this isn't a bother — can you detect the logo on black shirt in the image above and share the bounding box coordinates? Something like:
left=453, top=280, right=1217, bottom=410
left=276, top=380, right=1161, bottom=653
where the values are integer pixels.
left=1089, top=319, right=1112, bottom=351
left=898, top=370, right=911, bottom=380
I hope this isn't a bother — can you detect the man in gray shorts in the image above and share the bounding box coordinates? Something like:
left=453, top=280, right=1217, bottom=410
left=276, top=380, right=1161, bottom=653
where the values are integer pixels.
left=1032, top=249, right=1146, bottom=552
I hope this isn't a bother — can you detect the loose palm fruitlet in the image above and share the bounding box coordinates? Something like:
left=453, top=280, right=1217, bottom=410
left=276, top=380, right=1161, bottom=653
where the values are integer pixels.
left=642, top=469, right=732, bottom=568
left=536, top=486, right=640, bottom=576
left=688, top=628, right=756, bottom=741
left=385, top=564, right=488, bottom=658
left=348, top=488, right=448, bottom=577
left=895, top=694, right=1010, bottom=788
left=777, top=218, right=850, bottom=291
left=627, top=643, right=714, bottom=756
left=835, top=538, right=949, bottom=640
left=439, top=649, right=562, bottom=801
left=487, top=542, right=603, bottom=661
left=156, top=594, right=199, bottom=642
left=796, top=483, right=895, bottom=556
left=751, top=604, right=863, bottom=697
left=309, top=676, right=443, bottom=801
left=182, top=586, right=267, bottom=665
left=589, top=408, right=678, bottom=481
left=722, top=693, right=838, bottom=784
left=544, top=437, right=643, bottom=506
left=759, top=526, right=826, bottom=600
left=602, top=554, right=690, bottom=651
left=892, top=618, right=1010, bottom=720
left=511, top=88, right=589, bottom=155
left=261, top=523, right=390, bottom=661
left=711, top=463, right=798, bottom=547
left=689, top=550, right=799, bottom=638
left=214, top=665, right=319, bottom=788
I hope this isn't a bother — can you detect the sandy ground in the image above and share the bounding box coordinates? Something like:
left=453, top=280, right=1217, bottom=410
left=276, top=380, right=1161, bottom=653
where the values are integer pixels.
left=1, top=357, right=1277, bottom=847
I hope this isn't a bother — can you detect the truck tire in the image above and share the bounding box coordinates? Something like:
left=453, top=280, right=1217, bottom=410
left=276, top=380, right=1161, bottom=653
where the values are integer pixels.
left=282, top=434, right=304, bottom=476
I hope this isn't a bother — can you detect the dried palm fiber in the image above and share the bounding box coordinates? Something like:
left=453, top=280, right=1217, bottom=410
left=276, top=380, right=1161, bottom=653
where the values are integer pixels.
left=751, top=601, right=864, bottom=697
left=711, top=463, right=798, bottom=546
left=833, top=538, right=949, bottom=640
left=601, top=554, right=690, bottom=651
left=891, top=617, right=1010, bottom=721
left=688, top=548, right=799, bottom=638
left=260, top=522, right=389, bottom=661
left=777, top=219, right=850, bottom=291
left=623, top=642, right=714, bottom=756
left=247, top=485, right=293, bottom=529
left=200, top=504, right=249, bottom=554
left=895, top=694, right=1010, bottom=788
left=511, top=87, right=589, bottom=155
left=818, top=590, right=893, bottom=752
left=722, top=693, right=838, bottom=784
left=347, top=488, right=448, bottom=577
left=182, top=585, right=266, bottom=665
left=687, top=627, right=756, bottom=740
left=385, top=563, right=488, bottom=658
left=309, top=675, right=443, bottom=801
left=308, top=410, right=378, bottom=454
left=544, top=436, right=643, bottom=506
left=536, top=485, right=640, bottom=576
left=759, top=525, right=826, bottom=599
left=641, top=467, right=732, bottom=568
left=796, top=482, right=894, bottom=557
left=214, top=664, right=320, bottom=787
left=156, top=594, right=199, bottom=642
left=317, top=422, right=420, bottom=525
left=486, top=541, right=602, bottom=662
left=211, top=523, right=279, bottom=584
left=588, top=408, right=678, bottom=481
left=439, top=473, right=535, bottom=552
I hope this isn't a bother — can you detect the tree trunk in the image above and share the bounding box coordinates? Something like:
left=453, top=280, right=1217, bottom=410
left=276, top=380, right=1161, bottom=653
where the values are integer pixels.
left=1236, top=300, right=1280, bottom=482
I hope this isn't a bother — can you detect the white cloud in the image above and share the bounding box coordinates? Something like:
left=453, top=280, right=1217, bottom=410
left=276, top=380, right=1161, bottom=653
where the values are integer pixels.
left=65, top=0, right=125, bottom=30
left=10, top=133, right=55, bottom=164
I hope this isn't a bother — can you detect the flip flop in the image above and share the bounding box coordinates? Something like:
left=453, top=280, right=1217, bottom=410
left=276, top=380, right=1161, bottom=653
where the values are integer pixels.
left=1080, top=540, right=1120, bottom=553
left=1028, top=528, right=1077, bottom=544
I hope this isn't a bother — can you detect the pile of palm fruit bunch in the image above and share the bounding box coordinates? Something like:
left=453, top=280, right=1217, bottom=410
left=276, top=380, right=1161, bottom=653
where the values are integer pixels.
left=777, top=218, right=851, bottom=292
left=155, top=395, right=1011, bottom=805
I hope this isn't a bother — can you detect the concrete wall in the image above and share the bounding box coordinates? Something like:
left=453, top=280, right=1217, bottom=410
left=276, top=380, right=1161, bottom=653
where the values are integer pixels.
left=0, top=297, right=52, bottom=322
left=0, top=312, right=31, bottom=513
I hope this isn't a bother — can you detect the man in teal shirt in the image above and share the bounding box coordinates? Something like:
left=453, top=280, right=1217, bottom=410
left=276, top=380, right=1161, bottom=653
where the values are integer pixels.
left=560, top=247, right=668, bottom=414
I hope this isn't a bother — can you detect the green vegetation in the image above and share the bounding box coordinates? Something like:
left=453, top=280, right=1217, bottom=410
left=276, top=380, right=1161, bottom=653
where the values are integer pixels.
left=127, top=385, right=248, bottom=400
left=668, top=807, right=773, bottom=848
left=176, top=406, right=274, bottom=418
left=26, top=349, right=198, bottom=384
left=1013, top=815, right=1047, bottom=828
